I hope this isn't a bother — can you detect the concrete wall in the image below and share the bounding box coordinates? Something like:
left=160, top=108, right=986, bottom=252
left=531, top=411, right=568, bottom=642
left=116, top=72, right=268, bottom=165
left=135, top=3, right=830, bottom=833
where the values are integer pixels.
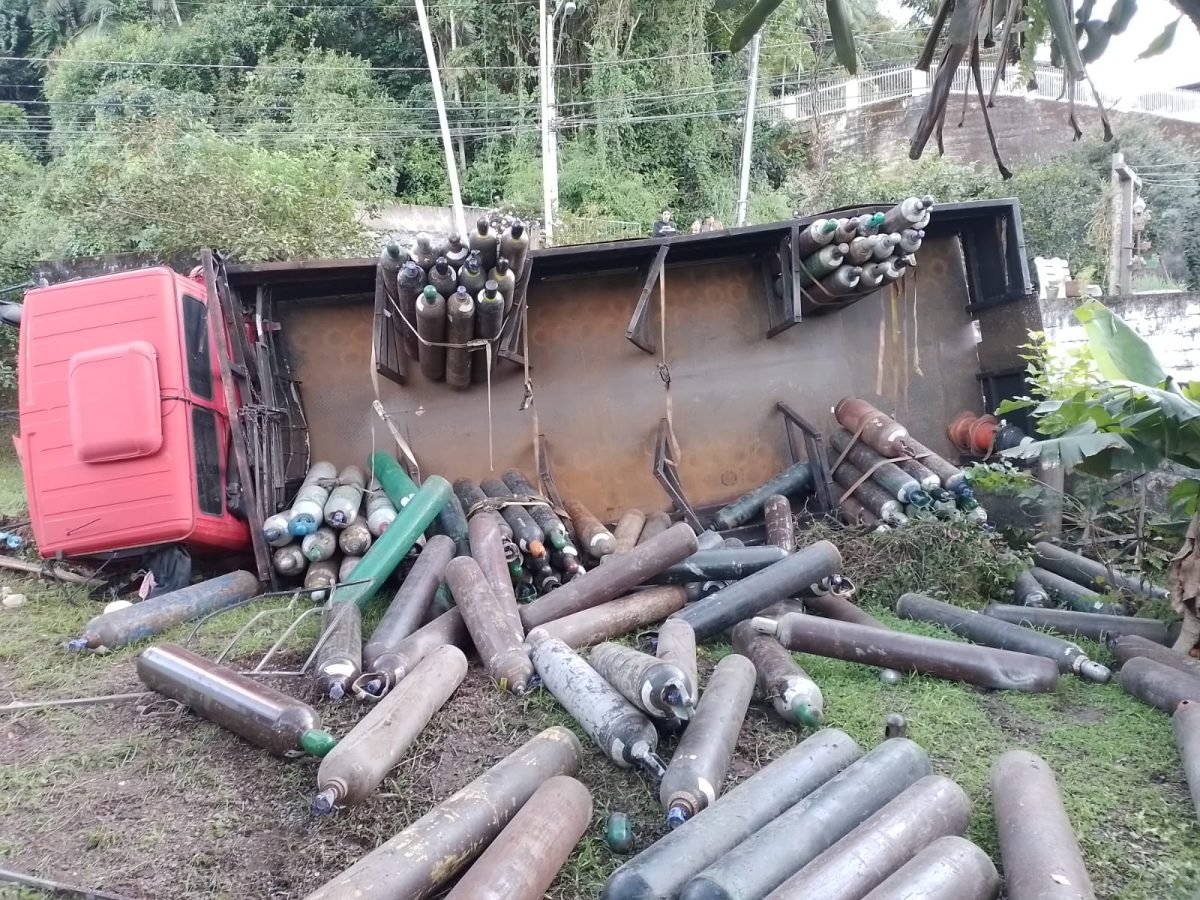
left=1039, top=291, right=1200, bottom=381
left=848, top=96, right=1200, bottom=170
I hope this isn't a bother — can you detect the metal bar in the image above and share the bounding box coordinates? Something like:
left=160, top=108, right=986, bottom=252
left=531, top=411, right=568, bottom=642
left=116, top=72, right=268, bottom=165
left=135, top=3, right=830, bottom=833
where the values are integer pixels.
left=201, top=249, right=272, bottom=582
left=625, top=245, right=669, bottom=354
left=777, top=401, right=834, bottom=513
left=499, top=257, right=535, bottom=364
left=536, top=432, right=565, bottom=510
left=654, top=418, right=703, bottom=532
left=0, top=866, right=134, bottom=900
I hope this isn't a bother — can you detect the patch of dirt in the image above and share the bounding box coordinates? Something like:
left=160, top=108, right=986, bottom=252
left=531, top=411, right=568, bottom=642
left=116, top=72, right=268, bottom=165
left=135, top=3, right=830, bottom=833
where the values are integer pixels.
left=978, top=693, right=1050, bottom=744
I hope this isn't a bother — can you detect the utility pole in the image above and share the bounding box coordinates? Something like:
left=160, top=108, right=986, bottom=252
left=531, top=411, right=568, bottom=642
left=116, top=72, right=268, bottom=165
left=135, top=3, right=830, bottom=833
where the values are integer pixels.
left=735, top=32, right=762, bottom=228
left=449, top=9, right=467, bottom=175
left=415, top=0, right=466, bottom=237
left=1108, top=152, right=1137, bottom=296
left=538, top=0, right=555, bottom=245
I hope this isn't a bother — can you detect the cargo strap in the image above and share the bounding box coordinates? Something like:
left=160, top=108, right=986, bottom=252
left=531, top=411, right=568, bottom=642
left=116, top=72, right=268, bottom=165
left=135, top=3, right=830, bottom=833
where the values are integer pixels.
left=830, top=419, right=921, bottom=507
left=659, top=268, right=682, bottom=465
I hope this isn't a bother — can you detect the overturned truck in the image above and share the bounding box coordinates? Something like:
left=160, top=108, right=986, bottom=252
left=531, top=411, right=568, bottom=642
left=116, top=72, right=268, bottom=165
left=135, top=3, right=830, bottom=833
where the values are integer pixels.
left=15, top=200, right=1034, bottom=579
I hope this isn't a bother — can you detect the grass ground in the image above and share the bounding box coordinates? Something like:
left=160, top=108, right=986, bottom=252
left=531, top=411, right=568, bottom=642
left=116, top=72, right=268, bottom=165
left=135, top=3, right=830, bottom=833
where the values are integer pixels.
left=0, top=431, right=1198, bottom=899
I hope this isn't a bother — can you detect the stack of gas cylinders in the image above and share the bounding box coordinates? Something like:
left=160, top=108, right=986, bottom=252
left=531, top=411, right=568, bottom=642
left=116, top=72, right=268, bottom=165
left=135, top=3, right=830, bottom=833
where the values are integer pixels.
left=377, top=215, right=530, bottom=388
left=775, top=197, right=933, bottom=316
left=826, top=396, right=987, bottom=530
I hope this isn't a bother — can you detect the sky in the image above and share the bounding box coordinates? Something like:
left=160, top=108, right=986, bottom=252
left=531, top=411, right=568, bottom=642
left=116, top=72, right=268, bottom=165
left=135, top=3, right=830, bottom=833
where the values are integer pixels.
left=878, top=0, right=1200, bottom=95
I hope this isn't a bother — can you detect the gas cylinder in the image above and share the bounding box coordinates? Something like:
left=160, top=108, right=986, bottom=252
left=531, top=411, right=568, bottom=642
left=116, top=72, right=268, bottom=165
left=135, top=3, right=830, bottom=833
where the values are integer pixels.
left=67, top=571, right=260, bottom=651
left=531, top=637, right=666, bottom=777
left=444, top=231, right=470, bottom=267
left=302, top=526, right=337, bottom=562
left=525, top=586, right=687, bottom=649
left=845, top=236, right=875, bottom=265
left=489, top=257, right=516, bottom=313
left=313, top=645, right=467, bottom=813
left=303, top=559, right=339, bottom=602
left=416, top=285, right=446, bottom=381
left=660, top=653, right=755, bottom=828
left=428, top=256, right=458, bottom=297
left=858, top=261, right=889, bottom=290
left=760, top=612, right=1060, bottom=692
left=411, top=231, right=437, bottom=269
left=711, top=462, right=814, bottom=530
left=833, top=397, right=909, bottom=457
left=481, top=478, right=546, bottom=557
left=273, top=542, right=307, bottom=577
left=263, top=513, right=292, bottom=548
left=984, top=602, right=1169, bottom=644
left=288, top=461, right=338, bottom=536
left=1174, top=700, right=1200, bottom=814
left=1119, top=655, right=1200, bottom=713
left=445, top=775, right=591, bottom=900
left=613, top=509, right=647, bottom=555
left=896, top=592, right=1109, bottom=682
left=815, top=265, right=862, bottom=297
left=323, top=465, right=365, bottom=528
left=731, top=621, right=822, bottom=728
left=445, top=286, right=475, bottom=390
left=656, top=617, right=698, bottom=701
left=396, top=260, right=425, bottom=359
left=798, top=244, right=846, bottom=285
left=315, top=601, right=362, bottom=700
left=992, top=751, right=1094, bottom=900
left=795, top=218, right=839, bottom=257
left=762, top=494, right=795, bottom=551
left=353, top=608, right=470, bottom=699
left=881, top=196, right=935, bottom=233
left=469, top=216, right=499, bottom=272
left=521, top=523, right=699, bottom=629
left=365, top=476, right=397, bottom=536
left=1033, top=541, right=1168, bottom=599
left=303, top=726, right=582, bottom=900
left=673, top=540, right=842, bottom=641
left=338, top=520, right=372, bottom=556
left=339, top=556, right=360, bottom=581
left=871, top=231, right=901, bottom=260
left=832, top=217, right=861, bottom=244
left=589, top=641, right=694, bottom=720
left=434, top=491, right=471, bottom=557
left=499, top=219, right=530, bottom=281
left=855, top=212, right=885, bottom=235
left=446, top=556, right=532, bottom=694
left=831, top=458, right=908, bottom=525
left=639, top=511, right=673, bottom=544
left=897, top=228, right=924, bottom=254
left=564, top=498, right=616, bottom=558
left=364, top=534, right=456, bottom=676
left=468, top=512, right=522, bottom=621
left=472, top=279, right=505, bottom=383
left=459, top=249, right=488, bottom=295
left=137, top=643, right=335, bottom=757
left=1030, top=566, right=1126, bottom=615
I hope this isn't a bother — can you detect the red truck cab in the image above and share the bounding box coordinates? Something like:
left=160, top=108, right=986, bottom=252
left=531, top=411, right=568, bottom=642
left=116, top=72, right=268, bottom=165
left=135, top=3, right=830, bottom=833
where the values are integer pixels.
left=16, top=267, right=249, bottom=558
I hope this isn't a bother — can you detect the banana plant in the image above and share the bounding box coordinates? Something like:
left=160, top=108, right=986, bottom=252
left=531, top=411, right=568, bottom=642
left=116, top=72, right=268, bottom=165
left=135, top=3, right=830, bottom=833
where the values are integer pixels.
left=999, top=300, right=1200, bottom=652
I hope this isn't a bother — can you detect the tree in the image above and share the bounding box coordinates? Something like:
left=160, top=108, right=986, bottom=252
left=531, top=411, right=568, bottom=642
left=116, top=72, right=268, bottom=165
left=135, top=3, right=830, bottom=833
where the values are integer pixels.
left=1001, top=301, right=1200, bottom=652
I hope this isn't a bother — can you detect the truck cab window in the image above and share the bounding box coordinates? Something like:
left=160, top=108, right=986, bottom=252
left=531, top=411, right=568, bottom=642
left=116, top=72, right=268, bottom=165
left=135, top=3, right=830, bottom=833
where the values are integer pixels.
left=192, top=407, right=224, bottom=516
left=182, top=294, right=213, bottom=400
